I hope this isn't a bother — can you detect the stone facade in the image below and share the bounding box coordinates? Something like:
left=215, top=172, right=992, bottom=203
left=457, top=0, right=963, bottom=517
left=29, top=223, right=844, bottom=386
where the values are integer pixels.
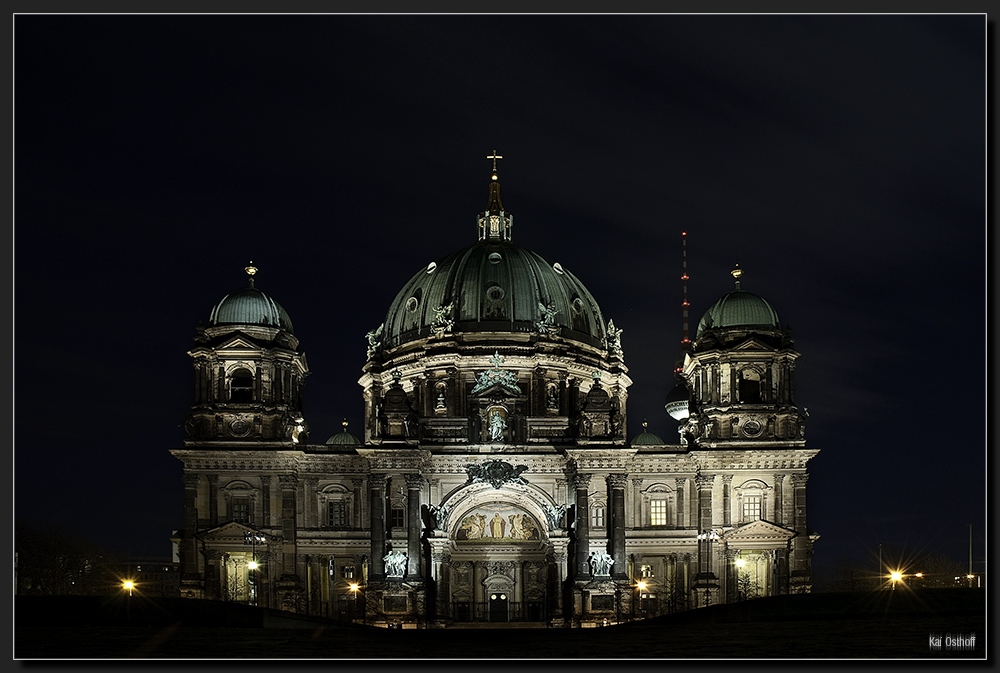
left=170, top=165, right=818, bottom=626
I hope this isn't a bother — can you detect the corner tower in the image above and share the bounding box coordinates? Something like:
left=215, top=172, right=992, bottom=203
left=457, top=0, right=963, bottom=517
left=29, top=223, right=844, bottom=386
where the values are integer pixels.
left=679, top=265, right=805, bottom=447
left=184, top=263, right=310, bottom=444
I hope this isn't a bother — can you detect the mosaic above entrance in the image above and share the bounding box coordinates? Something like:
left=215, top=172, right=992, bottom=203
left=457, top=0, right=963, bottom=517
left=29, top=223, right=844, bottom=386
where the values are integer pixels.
left=455, top=503, right=541, bottom=542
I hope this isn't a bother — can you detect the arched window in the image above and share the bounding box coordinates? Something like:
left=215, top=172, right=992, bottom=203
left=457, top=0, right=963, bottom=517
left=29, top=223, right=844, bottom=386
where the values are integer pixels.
left=319, top=484, right=354, bottom=529
left=223, top=480, right=257, bottom=524
left=736, top=479, right=769, bottom=524
left=641, top=483, right=675, bottom=527
left=230, top=367, right=254, bottom=402
left=591, top=503, right=606, bottom=529
left=737, top=368, right=763, bottom=403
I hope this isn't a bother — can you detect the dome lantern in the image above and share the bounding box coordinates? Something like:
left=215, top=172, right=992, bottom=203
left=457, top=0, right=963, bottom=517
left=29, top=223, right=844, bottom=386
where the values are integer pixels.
left=478, top=150, right=513, bottom=242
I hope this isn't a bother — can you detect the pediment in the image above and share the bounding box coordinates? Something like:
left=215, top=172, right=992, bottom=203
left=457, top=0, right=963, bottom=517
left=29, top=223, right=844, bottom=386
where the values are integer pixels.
left=724, top=519, right=795, bottom=542
left=731, top=337, right=777, bottom=353
left=216, top=333, right=266, bottom=351
left=198, top=521, right=268, bottom=544
left=469, top=380, right=522, bottom=399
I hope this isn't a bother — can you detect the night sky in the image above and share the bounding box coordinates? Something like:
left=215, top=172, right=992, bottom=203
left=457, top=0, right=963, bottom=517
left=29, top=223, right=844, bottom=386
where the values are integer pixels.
left=14, top=14, right=987, bottom=581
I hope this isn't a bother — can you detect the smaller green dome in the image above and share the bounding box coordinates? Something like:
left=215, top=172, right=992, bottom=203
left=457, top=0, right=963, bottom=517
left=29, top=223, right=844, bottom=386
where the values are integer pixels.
left=208, top=264, right=294, bottom=333
left=326, top=420, right=360, bottom=446
left=696, top=290, right=779, bottom=337
left=630, top=422, right=664, bottom=446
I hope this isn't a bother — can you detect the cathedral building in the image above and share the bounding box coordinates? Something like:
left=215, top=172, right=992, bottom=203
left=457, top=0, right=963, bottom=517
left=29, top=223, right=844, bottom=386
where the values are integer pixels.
left=170, top=159, right=819, bottom=627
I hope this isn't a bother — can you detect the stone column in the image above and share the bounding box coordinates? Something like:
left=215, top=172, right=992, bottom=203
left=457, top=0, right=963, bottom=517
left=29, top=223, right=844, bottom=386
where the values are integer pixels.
left=789, top=473, right=811, bottom=591
left=370, top=476, right=388, bottom=579
left=573, top=473, right=592, bottom=579
left=772, top=474, right=785, bottom=526
left=404, top=473, right=424, bottom=580
left=515, top=561, right=524, bottom=605
left=695, top=473, right=716, bottom=585
left=181, top=473, right=200, bottom=576
left=674, top=478, right=686, bottom=529
left=432, top=551, right=449, bottom=620
left=308, top=554, right=322, bottom=615
left=277, top=474, right=298, bottom=575
left=551, top=550, right=568, bottom=620
left=606, top=473, right=628, bottom=579
left=208, top=474, right=219, bottom=526
left=721, top=474, right=733, bottom=527
left=261, top=476, right=272, bottom=526
left=351, top=478, right=365, bottom=529
left=631, top=478, right=643, bottom=528
left=305, top=477, right=319, bottom=528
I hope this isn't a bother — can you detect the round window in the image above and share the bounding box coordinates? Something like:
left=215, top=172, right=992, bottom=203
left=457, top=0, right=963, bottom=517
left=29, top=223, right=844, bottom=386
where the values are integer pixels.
left=741, top=419, right=764, bottom=437
left=486, top=285, right=505, bottom=301
left=488, top=252, right=502, bottom=264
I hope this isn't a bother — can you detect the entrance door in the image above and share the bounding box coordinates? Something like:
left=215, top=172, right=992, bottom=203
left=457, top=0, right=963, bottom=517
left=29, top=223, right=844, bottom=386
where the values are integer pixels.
left=489, top=592, right=509, bottom=622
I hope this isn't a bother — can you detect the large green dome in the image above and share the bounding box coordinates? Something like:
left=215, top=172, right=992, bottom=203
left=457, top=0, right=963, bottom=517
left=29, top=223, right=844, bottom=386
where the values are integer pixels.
left=380, top=241, right=607, bottom=351
left=376, top=170, right=608, bottom=353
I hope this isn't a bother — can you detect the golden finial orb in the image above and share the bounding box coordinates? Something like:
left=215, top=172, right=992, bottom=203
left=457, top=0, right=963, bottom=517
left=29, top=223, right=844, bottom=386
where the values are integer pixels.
left=731, top=264, right=742, bottom=280
left=245, top=261, right=258, bottom=277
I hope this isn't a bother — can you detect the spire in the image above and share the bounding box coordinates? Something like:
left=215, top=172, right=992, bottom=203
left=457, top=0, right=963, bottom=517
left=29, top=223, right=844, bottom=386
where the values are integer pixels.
left=245, top=261, right=258, bottom=288
left=478, top=150, right=513, bottom=241
left=680, top=232, right=691, bottom=352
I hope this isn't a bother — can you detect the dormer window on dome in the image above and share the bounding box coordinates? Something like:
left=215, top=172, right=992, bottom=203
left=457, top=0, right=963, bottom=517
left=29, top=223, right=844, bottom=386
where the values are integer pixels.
left=477, top=150, right=513, bottom=242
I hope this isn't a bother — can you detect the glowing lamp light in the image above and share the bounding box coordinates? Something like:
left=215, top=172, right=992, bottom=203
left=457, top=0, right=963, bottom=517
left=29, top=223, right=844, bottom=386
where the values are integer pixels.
left=122, top=580, right=135, bottom=596
left=736, top=558, right=747, bottom=569
left=349, top=583, right=359, bottom=592
left=637, top=582, right=647, bottom=592
left=890, top=571, right=902, bottom=582
left=248, top=561, right=259, bottom=570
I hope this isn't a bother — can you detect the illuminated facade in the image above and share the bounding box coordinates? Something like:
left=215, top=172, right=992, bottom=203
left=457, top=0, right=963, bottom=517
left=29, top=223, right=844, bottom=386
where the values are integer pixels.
left=170, top=161, right=818, bottom=626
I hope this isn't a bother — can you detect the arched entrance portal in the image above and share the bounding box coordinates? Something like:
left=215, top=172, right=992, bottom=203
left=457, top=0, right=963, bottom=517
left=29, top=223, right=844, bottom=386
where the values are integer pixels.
left=438, top=489, right=561, bottom=624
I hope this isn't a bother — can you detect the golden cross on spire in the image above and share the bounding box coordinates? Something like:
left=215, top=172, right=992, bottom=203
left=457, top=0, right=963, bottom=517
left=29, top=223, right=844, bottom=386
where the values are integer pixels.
left=487, top=150, right=503, bottom=173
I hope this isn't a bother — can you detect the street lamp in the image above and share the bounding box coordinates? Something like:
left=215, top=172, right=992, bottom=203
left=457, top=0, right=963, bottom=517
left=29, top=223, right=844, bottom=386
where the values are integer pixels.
left=890, top=571, right=902, bottom=590
left=695, top=529, right=720, bottom=607
left=735, top=557, right=746, bottom=601
left=631, top=581, right=648, bottom=620
left=244, top=530, right=266, bottom=606
left=349, top=583, right=359, bottom=623
left=122, top=580, right=135, bottom=624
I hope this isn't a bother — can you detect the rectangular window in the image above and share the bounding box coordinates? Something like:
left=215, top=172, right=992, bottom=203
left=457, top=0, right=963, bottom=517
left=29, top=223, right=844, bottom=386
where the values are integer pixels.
left=231, top=499, right=250, bottom=524
left=591, top=506, right=605, bottom=528
left=743, top=495, right=762, bottom=522
left=640, top=564, right=654, bottom=578
left=650, top=500, right=667, bottom=526
left=390, top=506, right=405, bottom=529
left=342, top=565, right=355, bottom=579
left=328, top=501, right=347, bottom=528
